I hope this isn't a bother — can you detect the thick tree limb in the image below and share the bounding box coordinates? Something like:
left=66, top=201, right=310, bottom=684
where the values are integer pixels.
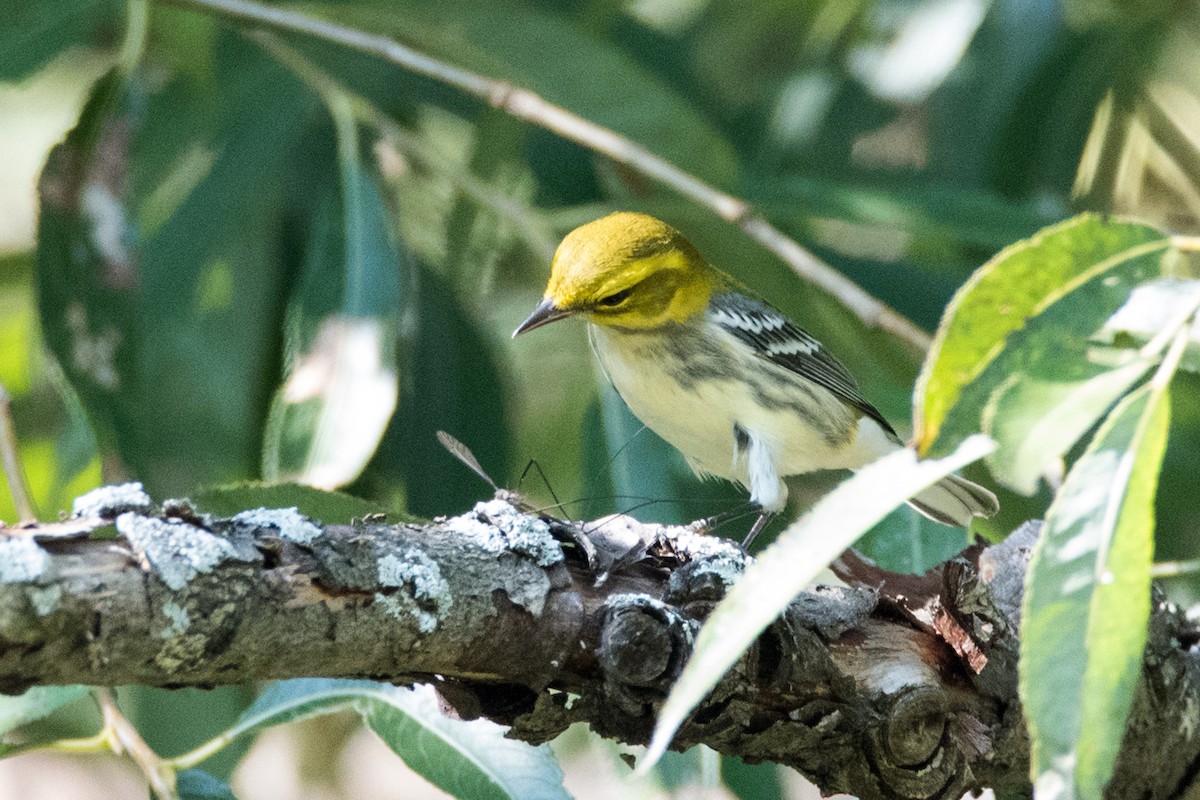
left=0, top=484, right=1197, bottom=799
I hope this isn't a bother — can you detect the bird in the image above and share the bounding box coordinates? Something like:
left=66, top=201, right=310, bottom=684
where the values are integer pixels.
left=512, top=212, right=998, bottom=546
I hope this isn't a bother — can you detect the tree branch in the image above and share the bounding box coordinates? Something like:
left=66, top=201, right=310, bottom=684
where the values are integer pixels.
left=156, top=0, right=932, bottom=352
left=1, top=485, right=1197, bottom=799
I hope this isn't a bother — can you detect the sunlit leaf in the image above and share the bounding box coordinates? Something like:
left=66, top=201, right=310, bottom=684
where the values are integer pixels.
left=1094, top=278, right=1200, bottom=372
left=642, top=435, right=995, bottom=769
left=915, top=214, right=1173, bottom=454
left=984, top=358, right=1154, bottom=495
left=1021, top=376, right=1171, bottom=800
left=262, top=89, right=409, bottom=490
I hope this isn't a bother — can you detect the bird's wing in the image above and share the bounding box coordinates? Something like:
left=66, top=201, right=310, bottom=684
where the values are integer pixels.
left=708, top=291, right=898, bottom=437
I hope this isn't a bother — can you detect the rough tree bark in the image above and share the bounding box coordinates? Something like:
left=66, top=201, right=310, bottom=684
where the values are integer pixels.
left=0, top=483, right=1197, bottom=800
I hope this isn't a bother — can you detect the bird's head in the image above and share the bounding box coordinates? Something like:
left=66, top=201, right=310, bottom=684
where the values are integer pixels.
left=513, top=212, right=714, bottom=336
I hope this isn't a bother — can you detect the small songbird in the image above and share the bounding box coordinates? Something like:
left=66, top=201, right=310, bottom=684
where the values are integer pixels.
left=513, top=212, right=997, bottom=545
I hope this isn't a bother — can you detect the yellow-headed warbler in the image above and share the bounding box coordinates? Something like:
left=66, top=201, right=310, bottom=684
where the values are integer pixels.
left=514, top=212, right=997, bottom=545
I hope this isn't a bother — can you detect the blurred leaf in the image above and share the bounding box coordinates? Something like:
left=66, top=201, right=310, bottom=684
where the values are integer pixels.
left=173, top=770, right=237, bottom=800
left=0, top=0, right=120, bottom=82
left=125, top=686, right=253, bottom=784
left=0, top=255, right=102, bottom=522
left=857, top=504, right=970, bottom=573
left=916, top=214, right=1173, bottom=455
left=643, top=435, right=995, bottom=768
left=187, top=680, right=568, bottom=800
left=1020, top=374, right=1170, bottom=800
left=0, top=686, right=88, bottom=739
left=191, top=481, right=391, bottom=522
left=314, top=0, right=739, bottom=187
left=36, top=36, right=318, bottom=496
left=357, top=267, right=510, bottom=519
left=262, top=92, right=409, bottom=490
left=755, top=178, right=1058, bottom=272
left=984, top=357, right=1153, bottom=494
left=1094, top=278, right=1200, bottom=372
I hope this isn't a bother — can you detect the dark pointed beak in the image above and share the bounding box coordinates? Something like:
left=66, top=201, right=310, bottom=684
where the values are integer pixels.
left=512, top=298, right=573, bottom=338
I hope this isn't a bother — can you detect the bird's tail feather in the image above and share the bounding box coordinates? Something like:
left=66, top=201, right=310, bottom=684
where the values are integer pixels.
left=907, top=474, right=999, bottom=527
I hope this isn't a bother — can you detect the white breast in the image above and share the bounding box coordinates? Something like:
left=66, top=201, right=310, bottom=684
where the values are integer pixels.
left=588, top=323, right=897, bottom=513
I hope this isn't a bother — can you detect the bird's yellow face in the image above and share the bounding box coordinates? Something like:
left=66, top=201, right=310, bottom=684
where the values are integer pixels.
left=513, top=212, right=714, bottom=335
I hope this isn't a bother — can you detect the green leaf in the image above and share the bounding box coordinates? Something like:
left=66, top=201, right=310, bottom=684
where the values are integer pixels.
left=642, top=435, right=996, bottom=769
left=182, top=680, right=568, bottom=800
left=0, top=0, right=120, bottom=82
left=984, top=358, right=1155, bottom=495
left=261, top=92, right=410, bottom=490
left=857, top=505, right=970, bottom=574
left=0, top=685, right=88, bottom=738
left=360, top=683, right=568, bottom=800
left=916, top=214, right=1173, bottom=454
left=36, top=36, right=319, bottom=496
left=357, top=266, right=512, bottom=519
left=191, top=481, right=393, bottom=523
left=1094, top=279, right=1200, bottom=373
left=1020, top=377, right=1170, bottom=800
left=173, top=770, right=237, bottom=800
left=313, top=0, right=738, bottom=187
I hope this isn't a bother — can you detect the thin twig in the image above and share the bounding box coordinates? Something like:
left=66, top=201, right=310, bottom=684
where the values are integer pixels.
left=0, top=382, right=37, bottom=524
left=159, top=0, right=932, bottom=351
left=97, top=689, right=178, bottom=800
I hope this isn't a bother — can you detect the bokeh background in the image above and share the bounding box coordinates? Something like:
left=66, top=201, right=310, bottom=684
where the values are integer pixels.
left=3, top=0, right=1199, bottom=796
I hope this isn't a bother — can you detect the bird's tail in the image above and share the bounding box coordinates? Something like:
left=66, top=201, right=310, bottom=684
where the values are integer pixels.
left=907, top=474, right=999, bottom=527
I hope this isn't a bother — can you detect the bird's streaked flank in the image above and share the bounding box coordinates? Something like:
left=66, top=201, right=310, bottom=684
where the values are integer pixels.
left=514, top=212, right=997, bottom=544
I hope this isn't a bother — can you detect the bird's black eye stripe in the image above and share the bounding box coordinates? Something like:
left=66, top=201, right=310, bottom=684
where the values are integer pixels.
left=597, top=287, right=634, bottom=307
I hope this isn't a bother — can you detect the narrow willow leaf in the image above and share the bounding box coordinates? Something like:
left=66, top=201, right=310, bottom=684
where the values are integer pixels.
left=36, top=39, right=317, bottom=494
left=261, top=92, right=408, bottom=490
left=642, top=435, right=995, bottom=769
left=1095, top=278, right=1200, bottom=373
left=176, top=680, right=567, bottom=800
left=0, top=685, right=88, bottom=738
left=983, top=358, right=1154, bottom=495
left=1, top=0, right=119, bottom=81
left=1020, top=378, right=1170, bottom=800
left=915, top=214, right=1172, bottom=453
left=361, top=683, right=567, bottom=800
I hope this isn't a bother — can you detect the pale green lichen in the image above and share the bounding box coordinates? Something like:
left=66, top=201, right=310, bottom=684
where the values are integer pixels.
left=0, top=538, right=50, bottom=584
left=117, top=513, right=238, bottom=591
left=71, top=482, right=154, bottom=519
left=448, top=500, right=562, bottom=567
left=28, top=585, right=62, bottom=616
left=232, top=507, right=323, bottom=544
left=160, top=601, right=190, bottom=637
left=376, top=550, right=452, bottom=633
